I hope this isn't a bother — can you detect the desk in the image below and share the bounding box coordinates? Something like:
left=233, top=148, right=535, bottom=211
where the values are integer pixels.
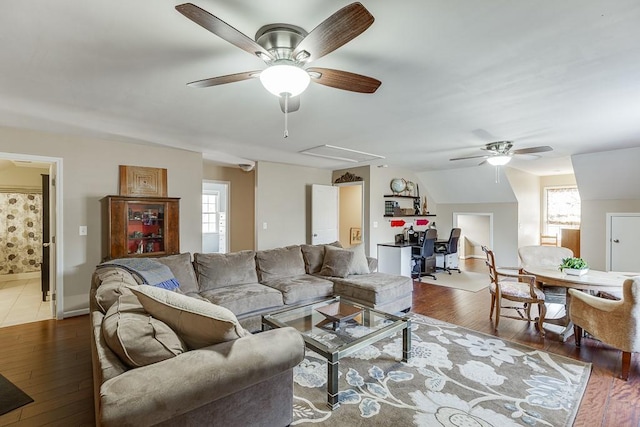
left=377, top=243, right=414, bottom=277
left=522, top=267, right=628, bottom=341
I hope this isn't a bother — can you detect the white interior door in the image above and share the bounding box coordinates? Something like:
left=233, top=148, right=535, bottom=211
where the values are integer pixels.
left=311, top=184, right=338, bottom=244
left=609, top=214, right=640, bottom=272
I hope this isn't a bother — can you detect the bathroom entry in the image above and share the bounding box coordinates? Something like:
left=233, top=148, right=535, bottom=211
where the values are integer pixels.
left=337, top=182, right=364, bottom=248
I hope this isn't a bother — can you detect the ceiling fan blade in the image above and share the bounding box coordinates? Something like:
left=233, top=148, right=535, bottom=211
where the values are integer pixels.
left=279, top=95, right=300, bottom=113
left=450, top=154, right=490, bottom=161
left=176, top=3, right=275, bottom=61
left=511, top=145, right=553, bottom=155
left=307, top=67, right=381, bottom=93
left=292, top=2, right=374, bottom=63
left=186, top=71, right=261, bottom=88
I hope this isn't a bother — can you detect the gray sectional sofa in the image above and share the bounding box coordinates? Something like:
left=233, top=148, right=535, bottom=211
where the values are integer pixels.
left=90, top=242, right=413, bottom=426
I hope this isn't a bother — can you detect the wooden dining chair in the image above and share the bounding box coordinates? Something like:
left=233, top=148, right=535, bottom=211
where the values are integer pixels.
left=483, top=246, right=546, bottom=336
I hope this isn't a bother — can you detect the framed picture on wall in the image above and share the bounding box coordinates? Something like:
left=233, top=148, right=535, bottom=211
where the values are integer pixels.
left=350, top=227, right=362, bottom=245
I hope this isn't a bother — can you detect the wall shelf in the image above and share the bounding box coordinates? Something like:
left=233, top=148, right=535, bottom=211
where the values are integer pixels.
left=384, top=214, right=436, bottom=218
left=384, top=194, right=420, bottom=199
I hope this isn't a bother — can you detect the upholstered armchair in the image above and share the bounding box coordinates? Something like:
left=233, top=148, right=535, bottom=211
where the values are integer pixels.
left=569, top=277, right=640, bottom=380
left=483, top=246, right=547, bottom=336
left=518, top=245, right=573, bottom=305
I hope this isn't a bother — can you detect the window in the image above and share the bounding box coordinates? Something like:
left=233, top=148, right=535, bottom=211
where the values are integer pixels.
left=544, top=186, right=581, bottom=237
left=202, top=193, right=219, bottom=233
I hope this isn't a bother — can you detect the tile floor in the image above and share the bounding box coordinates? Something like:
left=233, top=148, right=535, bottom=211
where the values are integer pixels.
left=0, top=275, right=52, bottom=327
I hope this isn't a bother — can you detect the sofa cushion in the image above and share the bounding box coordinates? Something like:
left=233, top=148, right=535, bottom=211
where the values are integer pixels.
left=130, top=285, right=250, bottom=350
left=155, top=253, right=199, bottom=294
left=256, top=245, right=306, bottom=282
left=95, top=279, right=135, bottom=313
left=199, top=283, right=284, bottom=316
left=262, top=274, right=334, bottom=305
left=194, top=251, right=258, bottom=291
left=102, top=293, right=186, bottom=368
left=331, top=273, right=413, bottom=305
left=319, top=246, right=354, bottom=278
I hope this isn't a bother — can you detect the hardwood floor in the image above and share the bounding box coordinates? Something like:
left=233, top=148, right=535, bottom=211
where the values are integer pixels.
left=0, top=259, right=638, bottom=426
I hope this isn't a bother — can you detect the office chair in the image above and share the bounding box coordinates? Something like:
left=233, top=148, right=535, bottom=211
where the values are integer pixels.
left=411, top=228, right=437, bottom=281
left=435, top=228, right=462, bottom=274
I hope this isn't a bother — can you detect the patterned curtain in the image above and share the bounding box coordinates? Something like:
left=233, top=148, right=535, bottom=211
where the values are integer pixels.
left=0, top=193, right=43, bottom=275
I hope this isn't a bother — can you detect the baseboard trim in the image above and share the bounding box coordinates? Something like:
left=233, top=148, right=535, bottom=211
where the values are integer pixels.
left=0, top=271, right=40, bottom=282
left=63, top=308, right=89, bottom=319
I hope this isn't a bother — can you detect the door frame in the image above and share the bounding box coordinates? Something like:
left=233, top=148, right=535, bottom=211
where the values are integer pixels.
left=453, top=212, right=494, bottom=259
left=0, top=151, right=64, bottom=319
left=202, top=180, right=230, bottom=254
left=605, top=212, right=640, bottom=272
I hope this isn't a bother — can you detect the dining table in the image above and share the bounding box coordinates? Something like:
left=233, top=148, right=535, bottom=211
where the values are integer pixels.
left=521, top=266, right=632, bottom=341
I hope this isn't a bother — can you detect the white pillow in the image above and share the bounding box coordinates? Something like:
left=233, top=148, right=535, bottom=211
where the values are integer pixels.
left=129, top=285, right=250, bottom=350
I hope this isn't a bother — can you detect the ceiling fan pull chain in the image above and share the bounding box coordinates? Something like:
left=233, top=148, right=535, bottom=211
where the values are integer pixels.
left=283, top=93, right=289, bottom=138
left=495, top=165, right=500, bottom=184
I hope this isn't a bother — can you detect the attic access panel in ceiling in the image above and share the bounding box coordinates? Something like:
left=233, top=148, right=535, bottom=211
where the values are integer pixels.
left=299, top=144, right=384, bottom=163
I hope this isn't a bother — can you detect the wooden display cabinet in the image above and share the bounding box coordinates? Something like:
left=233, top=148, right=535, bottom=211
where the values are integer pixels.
left=101, top=195, right=180, bottom=260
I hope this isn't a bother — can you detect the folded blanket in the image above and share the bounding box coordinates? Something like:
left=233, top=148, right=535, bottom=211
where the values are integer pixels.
left=99, top=258, right=180, bottom=291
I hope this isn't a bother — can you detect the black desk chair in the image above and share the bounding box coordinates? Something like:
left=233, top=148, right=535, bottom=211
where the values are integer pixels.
left=435, top=228, right=462, bottom=274
left=412, top=229, right=437, bottom=280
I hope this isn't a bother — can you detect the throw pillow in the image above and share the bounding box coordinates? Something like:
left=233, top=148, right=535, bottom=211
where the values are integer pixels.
left=102, top=294, right=186, bottom=368
left=155, top=253, right=199, bottom=294
left=129, top=285, right=250, bottom=350
left=301, top=244, right=325, bottom=274
left=319, top=246, right=354, bottom=278
left=347, top=244, right=370, bottom=275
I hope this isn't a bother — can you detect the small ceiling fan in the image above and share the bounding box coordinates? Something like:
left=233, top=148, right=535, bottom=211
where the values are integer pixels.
left=450, top=141, right=553, bottom=166
left=175, top=2, right=381, bottom=136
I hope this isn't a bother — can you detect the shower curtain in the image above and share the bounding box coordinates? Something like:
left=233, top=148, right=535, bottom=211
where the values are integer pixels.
left=0, top=192, right=42, bottom=275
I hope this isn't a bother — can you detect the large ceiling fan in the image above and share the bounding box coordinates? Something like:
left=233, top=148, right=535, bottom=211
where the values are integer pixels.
left=450, top=141, right=553, bottom=166
left=175, top=2, right=381, bottom=136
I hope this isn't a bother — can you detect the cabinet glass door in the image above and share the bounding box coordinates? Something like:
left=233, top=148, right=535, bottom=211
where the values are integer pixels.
left=126, top=202, right=165, bottom=255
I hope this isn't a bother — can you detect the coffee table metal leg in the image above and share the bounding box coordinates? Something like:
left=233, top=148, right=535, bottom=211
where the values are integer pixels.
left=402, top=319, right=412, bottom=362
left=327, top=358, right=340, bottom=410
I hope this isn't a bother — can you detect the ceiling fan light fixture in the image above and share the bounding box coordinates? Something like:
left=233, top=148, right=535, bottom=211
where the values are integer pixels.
left=260, top=63, right=310, bottom=97
left=487, top=155, right=512, bottom=166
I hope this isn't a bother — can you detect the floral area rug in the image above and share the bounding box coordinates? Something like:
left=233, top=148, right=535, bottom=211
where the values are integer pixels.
left=292, top=313, right=590, bottom=426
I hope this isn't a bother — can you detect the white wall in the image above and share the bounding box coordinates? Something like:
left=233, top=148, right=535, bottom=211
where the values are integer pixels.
left=368, top=167, right=433, bottom=257
left=438, top=202, right=519, bottom=266
left=0, top=126, right=202, bottom=315
left=506, top=168, right=540, bottom=247
left=255, top=161, right=331, bottom=250
left=456, top=214, right=490, bottom=258
left=418, top=166, right=516, bottom=204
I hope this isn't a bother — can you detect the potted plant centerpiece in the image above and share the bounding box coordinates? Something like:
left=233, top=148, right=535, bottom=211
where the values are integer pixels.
left=559, top=257, right=589, bottom=276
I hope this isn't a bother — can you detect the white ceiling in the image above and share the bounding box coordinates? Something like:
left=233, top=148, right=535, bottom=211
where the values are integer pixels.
left=2, top=1, right=640, bottom=175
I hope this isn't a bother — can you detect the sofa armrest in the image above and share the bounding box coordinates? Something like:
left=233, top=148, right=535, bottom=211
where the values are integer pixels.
left=367, top=256, right=378, bottom=272
left=98, top=327, right=305, bottom=427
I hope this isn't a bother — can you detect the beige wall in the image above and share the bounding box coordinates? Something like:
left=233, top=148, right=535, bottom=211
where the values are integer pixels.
left=202, top=162, right=255, bottom=252
left=580, top=199, right=640, bottom=270
left=255, top=161, right=331, bottom=250
left=332, top=166, right=371, bottom=254
left=338, top=184, right=362, bottom=248
left=0, top=163, right=49, bottom=188
left=0, top=126, right=202, bottom=316
left=437, top=202, right=519, bottom=266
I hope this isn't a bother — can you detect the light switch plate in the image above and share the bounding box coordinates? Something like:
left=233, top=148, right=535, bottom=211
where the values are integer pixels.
left=79, top=225, right=87, bottom=236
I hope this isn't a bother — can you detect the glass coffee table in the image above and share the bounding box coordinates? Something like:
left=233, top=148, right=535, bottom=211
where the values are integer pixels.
left=262, top=297, right=411, bottom=410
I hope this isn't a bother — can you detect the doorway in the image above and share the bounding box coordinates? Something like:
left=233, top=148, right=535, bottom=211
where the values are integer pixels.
left=0, top=152, right=62, bottom=326
left=336, top=182, right=364, bottom=248
left=453, top=213, right=493, bottom=259
left=202, top=180, right=229, bottom=254
left=606, top=213, right=640, bottom=272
